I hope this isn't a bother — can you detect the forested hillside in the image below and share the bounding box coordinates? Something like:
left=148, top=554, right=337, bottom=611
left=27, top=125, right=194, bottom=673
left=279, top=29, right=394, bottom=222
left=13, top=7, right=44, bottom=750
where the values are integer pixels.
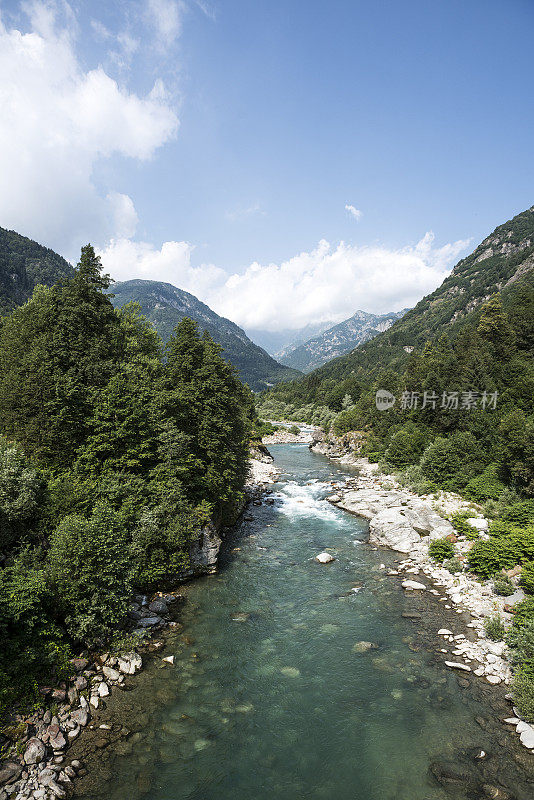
left=111, top=280, right=300, bottom=390
left=0, top=247, right=254, bottom=710
left=259, top=206, right=534, bottom=428
left=0, top=226, right=74, bottom=314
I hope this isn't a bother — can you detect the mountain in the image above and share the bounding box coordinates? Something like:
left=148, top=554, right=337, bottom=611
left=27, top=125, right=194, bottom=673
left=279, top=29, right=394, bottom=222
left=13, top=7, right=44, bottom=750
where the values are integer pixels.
left=245, top=320, right=336, bottom=358
left=110, top=279, right=301, bottom=391
left=279, top=309, right=408, bottom=373
left=0, top=226, right=74, bottom=314
left=261, top=204, right=534, bottom=412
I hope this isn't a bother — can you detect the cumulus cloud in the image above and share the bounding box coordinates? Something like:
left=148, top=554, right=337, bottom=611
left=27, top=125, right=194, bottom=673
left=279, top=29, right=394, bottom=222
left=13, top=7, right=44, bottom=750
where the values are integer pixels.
left=345, top=204, right=362, bottom=220
left=100, top=232, right=470, bottom=331
left=0, top=1, right=178, bottom=255
left=98, top=237, right=227, bottom=301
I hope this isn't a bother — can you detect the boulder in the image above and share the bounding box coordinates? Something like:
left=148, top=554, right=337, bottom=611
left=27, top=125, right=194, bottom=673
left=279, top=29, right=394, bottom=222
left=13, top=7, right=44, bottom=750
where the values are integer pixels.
left=117, top=652, right=142, bottom=675
left=24, top=738, right=46, bottom=765
left=102, top=666, right=120, bottom=681
left=315, top=552, right=335, bottom=563
left=137, top=616, right=162, bottom=628
left=402, top=580, right=426, bottom=591
left=445, top=661, right=471, bottom=672
left=148, top=600, right=168, bottom=616
left=0, top=763, right=22, bottom=787
left=70, top=709, right=89, bottom=727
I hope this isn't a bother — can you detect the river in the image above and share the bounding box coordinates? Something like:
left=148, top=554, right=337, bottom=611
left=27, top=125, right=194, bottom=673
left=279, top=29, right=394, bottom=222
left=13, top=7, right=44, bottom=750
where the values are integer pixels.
left=75, top=444, right=534, bottom=800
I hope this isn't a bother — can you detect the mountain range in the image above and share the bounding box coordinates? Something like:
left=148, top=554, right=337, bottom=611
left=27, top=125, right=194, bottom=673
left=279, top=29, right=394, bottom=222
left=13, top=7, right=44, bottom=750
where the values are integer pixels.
left=278, top=308, right=408, bottom=373
left=263, top=204, right=534, bottom=408
left=0, top=228, right=300, bottom=391
left=110, top=280, right=300, bottom=390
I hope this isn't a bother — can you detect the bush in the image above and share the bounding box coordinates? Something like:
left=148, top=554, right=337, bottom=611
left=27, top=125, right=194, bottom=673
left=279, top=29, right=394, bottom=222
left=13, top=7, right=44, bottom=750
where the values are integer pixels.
left=520, top=561, right=534, bottom=595
left=511, top=597, right=534, bottom=629
left=443, top=557, right=463, bottom=574
left=0, top=436, right=44, bottom=551
left=493, top=574, right=515, bottom=596
left=507, top=620, right=534, bottom=722
left=484, top=615, right=506, bottom=641
left=47, top=503, right=132, bottom=643
left=502, top=500, right=534, bottom=526
left=428, top=537, right=455, bottom=563
left=468, top=524, right=534, bottom=578
left=420, top=432, right=486, bottom=491
left=465, top=463, right=506, bottom=502
left=289, top=425, right=300, bottom=436
left=384, top=424, right=430, bottom=468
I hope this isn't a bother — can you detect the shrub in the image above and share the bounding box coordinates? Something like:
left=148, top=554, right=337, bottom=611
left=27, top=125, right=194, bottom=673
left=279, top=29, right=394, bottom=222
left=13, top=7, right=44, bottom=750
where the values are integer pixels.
left=507, top=620, right=534, bottom=722
left=443, top=557, right=463, bottom=574
left=0, top=436, right=45, bottom=551
left=484, top=615, right=506, bottom=641
left=511, top=668, right=534, bottom=723
left=520, top=561, right=534, bottom=595
left=289, top=425, right=300, bottom=436
left=511, top=597, right=534, bottom=629
left=468, top=524, right=534, bottom=578
left=428, top=537, right=455, bottom=563
left=384, top=424, right=430, bottom=468
left=465, top=463, right=506, bottom=502
left=493, top=574, right=515, bottom=596
left=420, top=432, right=486, bottom=492
left=502, top=500, right=534, bottom=526
left=48, top=502, right=132, bottom=643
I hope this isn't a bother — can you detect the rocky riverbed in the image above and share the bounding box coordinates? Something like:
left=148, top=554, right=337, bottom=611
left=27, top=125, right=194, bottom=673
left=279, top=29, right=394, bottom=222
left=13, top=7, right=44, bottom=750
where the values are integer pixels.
left=0, top=455, right=279, bottom=800
left=310, top=434, right=534, bottom=755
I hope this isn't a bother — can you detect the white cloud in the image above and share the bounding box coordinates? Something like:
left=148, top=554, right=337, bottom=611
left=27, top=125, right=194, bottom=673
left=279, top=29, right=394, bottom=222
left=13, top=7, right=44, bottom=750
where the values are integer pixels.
left=0, top=1, right=178, bottom=255
left=146, top=0, right=183, bottom=50
left=345, top=204, right=362, bottom=220
left=100, top=232, right=470, bottom=332
left=98, top=237, right=226, bottom=300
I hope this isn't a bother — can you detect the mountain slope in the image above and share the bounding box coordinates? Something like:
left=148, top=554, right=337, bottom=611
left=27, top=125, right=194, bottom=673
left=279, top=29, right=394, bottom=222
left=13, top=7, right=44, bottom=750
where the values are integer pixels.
left=110, top=279, right=300, bottom=390
left=280, top=308, right=408, bottom=372
left=0, top=226, right=74, bottom=314
left=261, top=204, right=534, bottom=409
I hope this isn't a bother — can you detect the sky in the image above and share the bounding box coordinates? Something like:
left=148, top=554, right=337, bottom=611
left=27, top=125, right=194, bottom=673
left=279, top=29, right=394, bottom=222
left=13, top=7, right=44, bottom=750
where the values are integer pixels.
left=1, top=0, right=533, bottom=335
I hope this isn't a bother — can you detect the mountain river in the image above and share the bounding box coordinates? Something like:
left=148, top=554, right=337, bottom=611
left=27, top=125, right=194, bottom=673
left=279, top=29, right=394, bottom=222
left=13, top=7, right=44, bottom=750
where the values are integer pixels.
left=75, top=444, right=534, bottom=800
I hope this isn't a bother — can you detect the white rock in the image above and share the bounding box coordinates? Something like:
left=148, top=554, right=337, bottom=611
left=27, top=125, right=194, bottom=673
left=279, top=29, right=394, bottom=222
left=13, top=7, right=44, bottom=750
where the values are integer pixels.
left=327, top=494, right=341, bottom=503
left=445, top=661, right=471, bottom=672
left=97, top=682, right=110, bottom=697
left=466, top=518, right=489, bottom=532
left=438, top=629, right=453, bottom=636
left=519, top=725, right=534, bottom=749
left=486, top=675, right=501, bottom=685
left=402, top=580, right=426, bottom=591
left=162, top=655, right=175, bottom=665
left=315, top=552, right=335, bottom=563
left=504, top=717, right=520, bottom=724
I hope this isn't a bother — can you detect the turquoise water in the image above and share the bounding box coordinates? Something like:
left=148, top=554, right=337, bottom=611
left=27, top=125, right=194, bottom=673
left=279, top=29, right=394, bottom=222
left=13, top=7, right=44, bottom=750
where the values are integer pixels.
left=76, top=445, right=533, bottom=800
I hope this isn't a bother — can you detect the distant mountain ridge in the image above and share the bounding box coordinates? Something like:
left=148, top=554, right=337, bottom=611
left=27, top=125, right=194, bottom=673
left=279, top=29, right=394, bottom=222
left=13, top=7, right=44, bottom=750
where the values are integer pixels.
left=0, top=226, right=74, bottom=314
left=280, top=308, right=408, bottom=372
left=262, top=204, right=534, bottom=409
left=110, top=279, right=301, bottom=391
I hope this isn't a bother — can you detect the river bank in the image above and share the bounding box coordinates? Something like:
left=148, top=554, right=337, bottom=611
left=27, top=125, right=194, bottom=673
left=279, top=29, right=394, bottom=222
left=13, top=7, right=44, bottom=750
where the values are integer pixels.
left=0, top=455, right=279, bottom=800
left=309, top=432, right=534, bottom=753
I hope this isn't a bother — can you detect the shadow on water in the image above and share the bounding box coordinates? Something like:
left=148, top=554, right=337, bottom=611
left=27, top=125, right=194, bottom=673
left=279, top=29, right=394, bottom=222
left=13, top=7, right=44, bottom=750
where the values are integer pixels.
left=73, top=445, right=534, bottom=800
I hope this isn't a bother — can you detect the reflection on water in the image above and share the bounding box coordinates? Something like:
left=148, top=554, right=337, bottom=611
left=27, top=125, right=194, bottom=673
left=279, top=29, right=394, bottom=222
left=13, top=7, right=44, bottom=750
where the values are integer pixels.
left=75, top=445, right=534, bottom=800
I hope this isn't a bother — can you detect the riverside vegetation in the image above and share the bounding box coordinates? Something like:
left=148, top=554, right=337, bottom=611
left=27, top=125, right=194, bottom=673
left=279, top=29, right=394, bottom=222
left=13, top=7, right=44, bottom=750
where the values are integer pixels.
left=258, top=206, right=534, bottom=720
left=0, top=245, right=256, bottom=715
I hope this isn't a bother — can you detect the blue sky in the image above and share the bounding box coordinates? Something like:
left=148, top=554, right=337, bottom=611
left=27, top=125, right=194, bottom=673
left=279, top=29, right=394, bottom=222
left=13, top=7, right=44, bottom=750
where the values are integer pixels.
left=1, top=0, right=533, bottom=333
